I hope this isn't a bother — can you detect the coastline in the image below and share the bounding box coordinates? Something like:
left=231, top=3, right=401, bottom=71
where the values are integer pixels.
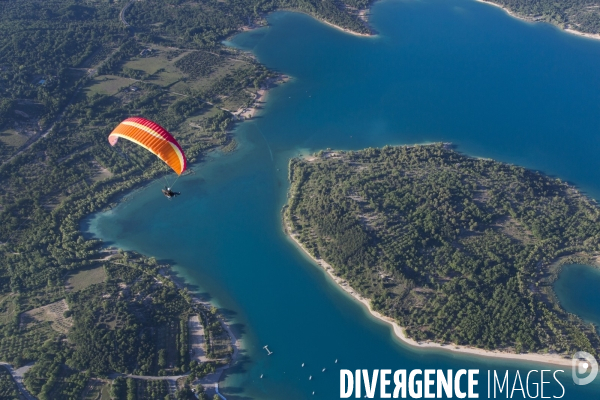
left=159, top=267, right=240, bottom=397
left=232, top=74, right=290, bottom=120
left=278, top=8, right=375, bottom=37
left=564, top=28, right=600, bottom=41
left=475, top=0, right=600, bottom=42
left=86, top=59, right=288, bottom=398
left=316, top=15, right=375, bottom=37
left=283, top=217, right=573, bottom=368
left=243, top=8, right=375, bottom=37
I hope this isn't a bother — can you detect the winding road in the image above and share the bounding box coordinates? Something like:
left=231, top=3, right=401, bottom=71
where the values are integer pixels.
left=120, top=0, right=134, bottom=27
left=0, top=362, right=36, bottom=400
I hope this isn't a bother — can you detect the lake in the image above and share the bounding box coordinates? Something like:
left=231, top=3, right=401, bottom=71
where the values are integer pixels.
left=87, top=0, right=600, bottom=397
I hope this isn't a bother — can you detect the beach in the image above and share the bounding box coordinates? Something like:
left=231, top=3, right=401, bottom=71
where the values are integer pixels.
left=233, top=75, right=289, bottom=120
left=283, top=216, right=573, bottom=368
left=316, top=16, right=374, bottom=37
left=255, top=8, right=375, bottom=37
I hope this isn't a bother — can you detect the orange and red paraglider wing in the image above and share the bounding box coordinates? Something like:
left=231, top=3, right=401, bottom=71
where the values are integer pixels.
left=108, top=117, right=187, bottom=175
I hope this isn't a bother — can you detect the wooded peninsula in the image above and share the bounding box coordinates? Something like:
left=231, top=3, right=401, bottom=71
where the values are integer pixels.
left=285, top=144, right=600, bottom=358
left=482, top=0, right=600, bottom=37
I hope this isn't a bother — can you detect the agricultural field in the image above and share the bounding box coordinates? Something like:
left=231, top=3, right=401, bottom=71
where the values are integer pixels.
left=65, top=266, right=107, bottom=292
left=110, top=377, right=170, bottom=400
left=20, top=299, right=73, bottom=334
left=0, top=323, right=55, bottom=366
left=24, top=352, right=89, bottom=400
left=84, top=75, right=136, bottom=96
left=114, top=43, right=264, bottom=115
left=135, top=379, right=170, bottom=399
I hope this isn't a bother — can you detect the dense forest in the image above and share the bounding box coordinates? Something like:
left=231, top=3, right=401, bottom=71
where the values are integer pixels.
left=285, top=144, right=600, bottom=355
left=484, top=0, right=600, bottom=34
left=0, top=367, right=19, bottom=399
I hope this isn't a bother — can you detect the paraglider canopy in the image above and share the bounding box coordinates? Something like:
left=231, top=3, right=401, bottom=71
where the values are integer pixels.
left=108, top=117, right=187, bottom=175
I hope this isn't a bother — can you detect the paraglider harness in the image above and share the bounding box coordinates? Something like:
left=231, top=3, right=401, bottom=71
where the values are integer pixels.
left=162, top=186, right=180, bottom=199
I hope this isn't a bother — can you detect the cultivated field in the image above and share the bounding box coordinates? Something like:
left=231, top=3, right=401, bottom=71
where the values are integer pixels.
left=20, top=299, right=73, bottom=334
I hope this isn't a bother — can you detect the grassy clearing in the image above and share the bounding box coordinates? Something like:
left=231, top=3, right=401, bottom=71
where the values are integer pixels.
left=151, top=70, right=182, bottom=87
left=220, top=89, right=254, bottom=112
left=122, top=48, right=194, bottom=88
left=66, top=266, right=107, bottom=292
left=0, top=129, right=28, bottom=148
left=85, top=75, right=135, bottom=96
left=174, top=108, right=222, bottom=141
left=123, top=55, right=174, bottom=75
left=187, top=58, right=249, bottom=92
left=100, top=382, right=111, bottom=400
left=90, top=163, right=114, bottom=183
left=20, top=299, right=72, bottom=334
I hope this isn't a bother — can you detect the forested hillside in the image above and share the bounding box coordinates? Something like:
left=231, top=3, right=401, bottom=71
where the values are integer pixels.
left=0, top=0, right=365, bottom=397
left=285, top=144, right=600, bottom=355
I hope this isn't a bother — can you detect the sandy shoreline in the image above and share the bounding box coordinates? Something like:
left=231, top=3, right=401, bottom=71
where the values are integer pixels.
left=317, top=16, right=374, bottom=37
left=276, top=8, right=375, bottom=37
left=232, top=74, right=289, bottom=120
left=564, top=28, right=600, bottom=41
left=475, top=0, right=600, bottom=42
left=283, top=218, right=573, bottom=368
left=157, top=268, right=240, bottom=396
left=243, top=8, right=375, bottom=38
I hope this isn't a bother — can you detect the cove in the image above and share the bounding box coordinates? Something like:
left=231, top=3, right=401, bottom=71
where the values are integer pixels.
left=87, top=0, right=600, bottom=398
left=555, top=264, right=600, bottom=329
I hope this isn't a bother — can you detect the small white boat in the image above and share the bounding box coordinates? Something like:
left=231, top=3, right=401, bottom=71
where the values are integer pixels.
left=335, top=359, right=338, bottom=363
left=302, top=363, right=304, bottom=367
left=309, top=376, right=312, bottom=380
left=322, top=368, right=326, bottom=372
left=260, top=374, right=263, bottom=379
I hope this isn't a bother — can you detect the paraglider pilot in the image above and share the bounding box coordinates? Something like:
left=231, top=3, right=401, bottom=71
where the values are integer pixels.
left=162, top=187, right=180, bottom=198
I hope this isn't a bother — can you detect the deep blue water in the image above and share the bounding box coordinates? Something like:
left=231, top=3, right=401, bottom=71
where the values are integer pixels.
left=555, top=264, right=600, bottom=329
left=87, top=0, right=600, bottom=398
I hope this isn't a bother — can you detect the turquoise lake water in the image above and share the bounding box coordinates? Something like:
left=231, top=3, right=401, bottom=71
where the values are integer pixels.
left=86, top=0, right=600, bottom=398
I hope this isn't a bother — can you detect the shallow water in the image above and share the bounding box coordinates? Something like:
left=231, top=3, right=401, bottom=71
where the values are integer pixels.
left=87, top=0, right=600, bottom=397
